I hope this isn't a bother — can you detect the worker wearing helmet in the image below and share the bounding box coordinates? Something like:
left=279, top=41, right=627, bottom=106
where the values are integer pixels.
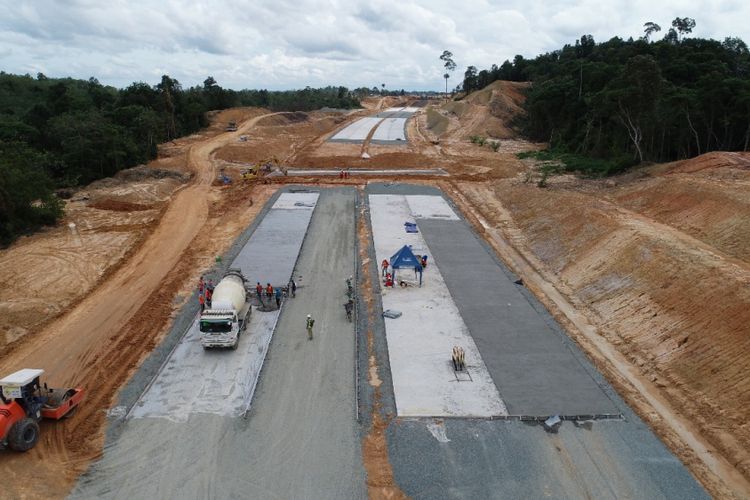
left=306, top=314, right=315, bottom=340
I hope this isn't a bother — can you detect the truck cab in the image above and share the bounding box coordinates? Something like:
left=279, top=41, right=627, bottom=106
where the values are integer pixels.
left=199, top=269, right=251, bottom=350
left=199, top=307, right=250, bottom=349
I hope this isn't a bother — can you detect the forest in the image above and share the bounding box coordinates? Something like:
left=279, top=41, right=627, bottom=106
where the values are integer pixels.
left=0, top=73, right=359, bottom=245
left=462, top=19, right=750, bottom=175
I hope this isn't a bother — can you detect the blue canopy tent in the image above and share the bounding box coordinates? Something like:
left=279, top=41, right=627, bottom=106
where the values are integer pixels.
left=390, top=245, right=423, bottom=287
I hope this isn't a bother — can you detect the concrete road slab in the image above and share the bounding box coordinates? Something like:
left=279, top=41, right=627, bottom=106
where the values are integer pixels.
left=129, top=191, right=317, bottom=422
left=417, top=204, right=617, bottom=416
left=406, top=194, right=460, bottom=220
left=272, top=191, right=319, bottom=209
left=286, top=168, right=448, bottom=177
left=369, top=194, right=506, bottom=417
left=130, top=308, right=280, bottom=421
left=330, top=116, right=382, bottom=141
left=233, top=193, right=317, bottom=288
left=371, top=117, right=408, bottom=142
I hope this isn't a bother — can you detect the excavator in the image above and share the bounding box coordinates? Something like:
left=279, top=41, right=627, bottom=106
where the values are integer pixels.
left=0, top=369, right=84, bottom=451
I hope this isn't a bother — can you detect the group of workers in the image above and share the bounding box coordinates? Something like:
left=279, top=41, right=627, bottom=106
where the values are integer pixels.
left=197, top=276, right=214, bottom=312
left=338, top=169, right=351, bottom=179
left=255, top=279, right=297, bottom=309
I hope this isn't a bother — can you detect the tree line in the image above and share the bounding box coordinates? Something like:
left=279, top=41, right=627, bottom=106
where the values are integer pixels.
left=0, top=73, right=359, bottom=245
left=461, top=18, right=750, bottom=174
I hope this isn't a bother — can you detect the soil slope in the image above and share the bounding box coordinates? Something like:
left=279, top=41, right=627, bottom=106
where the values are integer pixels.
left=454, top=151, right=750, bottom=498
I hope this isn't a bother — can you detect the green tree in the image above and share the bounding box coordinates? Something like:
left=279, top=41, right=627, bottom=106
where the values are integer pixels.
left=671, top=17, right=696, bottom=41
left=440, top=50, right=457, bottom=95
left=643, top=22, right=661, bottom=41
left=463, top=66, right=478, bottom=93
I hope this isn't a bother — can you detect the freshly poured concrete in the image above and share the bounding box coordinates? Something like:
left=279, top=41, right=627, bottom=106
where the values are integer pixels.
left=129, top=192, right=317, bottom=422
left=371, top=117, right=407, bottom=141
left=369, top=194, right=506, bottom=417
left=329, top=116, right=382, bottom=141
left=233, top=192, right=317, bottom=287
left=129, top=309, right=280, bottom=421
left=414, top=198, right=617, bottom=416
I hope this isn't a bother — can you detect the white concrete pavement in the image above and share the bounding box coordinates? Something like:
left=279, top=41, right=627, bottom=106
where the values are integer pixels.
left=369, top=194, right=507, bottom=417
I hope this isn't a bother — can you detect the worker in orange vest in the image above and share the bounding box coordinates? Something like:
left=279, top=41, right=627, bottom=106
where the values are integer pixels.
left=266, top=283, right=274, bottom=300
left=198, top=293, right=205, bottom=312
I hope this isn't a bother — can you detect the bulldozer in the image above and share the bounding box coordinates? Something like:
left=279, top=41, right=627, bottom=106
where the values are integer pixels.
left=240, top=168, right=257, bottom=181
left=0, top=369, right=84, bottom=451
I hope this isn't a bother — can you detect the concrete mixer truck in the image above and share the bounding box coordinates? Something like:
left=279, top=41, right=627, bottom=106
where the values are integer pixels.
left=200, top=269, right=252, bottom=350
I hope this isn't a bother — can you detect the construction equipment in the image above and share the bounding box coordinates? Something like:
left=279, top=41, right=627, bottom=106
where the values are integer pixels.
left=0, top=369, right=84, bottom=452
left=225, top=121, right=238, bottom=132
left=200, top=269, right=252, bottom=350
left=240, top=168, right=256, bottom=181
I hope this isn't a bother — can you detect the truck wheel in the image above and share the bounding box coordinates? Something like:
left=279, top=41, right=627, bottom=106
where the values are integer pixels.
left=8, top=418, right=40, bottom=452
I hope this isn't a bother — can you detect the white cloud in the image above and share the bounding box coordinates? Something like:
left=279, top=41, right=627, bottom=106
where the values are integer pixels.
left=0, top=0, right=747, bottom=90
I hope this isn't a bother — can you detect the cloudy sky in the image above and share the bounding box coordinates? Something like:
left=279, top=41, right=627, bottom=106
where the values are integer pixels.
left=0, top=0, right=747, bottom=91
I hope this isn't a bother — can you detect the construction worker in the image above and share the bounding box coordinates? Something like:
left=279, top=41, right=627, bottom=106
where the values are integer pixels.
left=198, top=293, right=205, bottom=312
left=255, top=282, right=263, bottom=303
left=306, top=314, right=315, bottom=340
left=198, top=276, right=205, bottom=293
left=207, top=279, right=214, bottom=292
left=289, top=278, right=297, bottom=298
left=385, top=273, right=393, bottom=288
left=382, top=259, right=389, bottom=277
left=266, top=283, right=274, bottom=300
left=421, top=255, right=428, bottom=268
left=205, top=287, right=213, bottom=308
left=275, top=287, right=282, bottom=309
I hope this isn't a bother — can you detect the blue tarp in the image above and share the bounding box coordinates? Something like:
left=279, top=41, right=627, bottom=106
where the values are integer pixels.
left=390, top=245, right=422, bottom=270
left=390, top=245, right=423, bottom=286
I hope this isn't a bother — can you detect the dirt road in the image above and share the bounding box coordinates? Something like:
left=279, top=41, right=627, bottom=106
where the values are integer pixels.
left=0, top=112, right=280, bottom=499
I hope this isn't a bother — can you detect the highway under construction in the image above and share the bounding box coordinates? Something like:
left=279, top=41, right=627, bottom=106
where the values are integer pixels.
left=1, top=92, right=747, bottom=499
left=68, top=185, right=705, bottom=499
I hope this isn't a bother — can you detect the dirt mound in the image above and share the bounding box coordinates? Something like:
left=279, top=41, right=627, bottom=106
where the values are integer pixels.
left=427, top=81, right=529, bottom=140
left=663, top=151, right=750, bottom=174
left=257, top=111, right=310, bottom=127
left=614, top=152, right=750, bottom=261
left=88, top=199, right=154, bottom=212
left=87, top=166, right=188, bottom=191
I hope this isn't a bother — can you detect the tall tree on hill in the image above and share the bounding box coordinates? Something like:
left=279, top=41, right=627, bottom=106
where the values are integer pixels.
left=440, top=50, right=456, bottom=96
left=157, top=75, right=179, bottom=139
left=643, top=22, right=661, bottom=41
left=671, top=17, right=696, bottom=41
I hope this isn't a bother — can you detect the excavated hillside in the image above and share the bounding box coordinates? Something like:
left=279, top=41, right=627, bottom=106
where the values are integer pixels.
left=426, top=80, right=529, bottom=140
left=456, top=149, right=750, bottom=490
